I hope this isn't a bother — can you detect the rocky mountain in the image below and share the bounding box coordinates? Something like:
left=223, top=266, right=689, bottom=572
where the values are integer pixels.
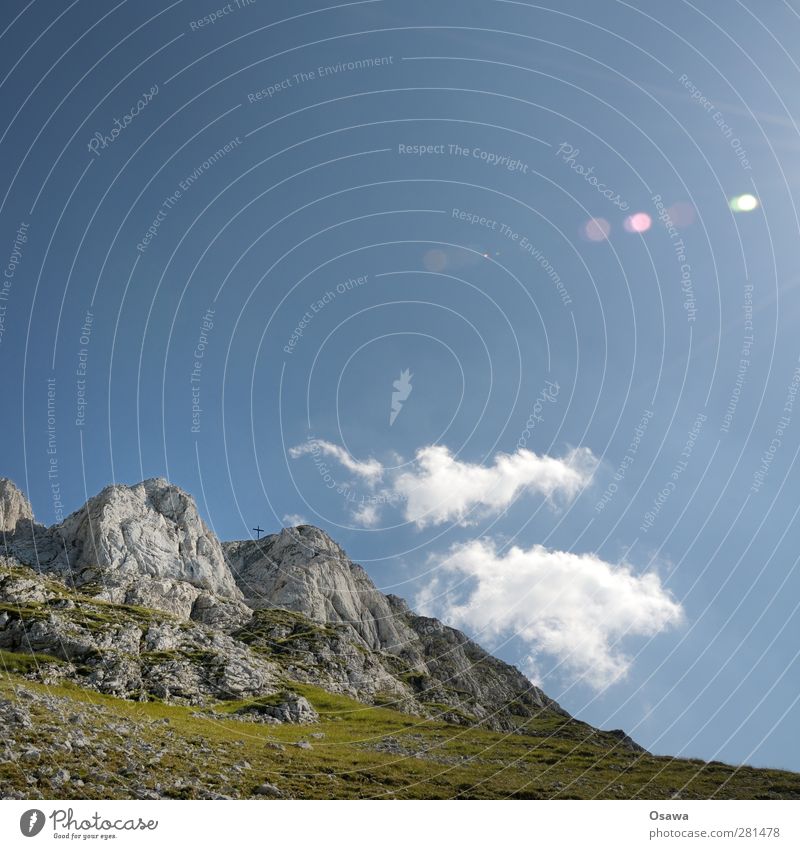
left=0, top=476, right=561, bottom=732
left=3, top=477, right=249, bottom=629
left=4, top=475, right=800, bottom=801
left=226, top=529, right=412, bottom=649
left=225, top=527, right=561, bottom=725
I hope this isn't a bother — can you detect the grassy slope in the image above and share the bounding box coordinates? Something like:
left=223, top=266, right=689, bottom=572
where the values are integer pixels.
left=1, top=661, right=798, bottom=800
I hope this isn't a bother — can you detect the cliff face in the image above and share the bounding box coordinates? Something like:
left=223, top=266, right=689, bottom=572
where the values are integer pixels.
left=0, top=476, right=563, bottom=731
left=56, top=477, right=241, bottom=596
left=0, top=478, right=34, bottom=533
left=224, top=527, right=418, bottom=650
left=224, top=526, right=562, bottom=724
left=3, top=478, right=249, bottom=628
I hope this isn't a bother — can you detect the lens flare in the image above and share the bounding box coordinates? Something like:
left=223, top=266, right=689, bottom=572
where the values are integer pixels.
left=422, top=249, right=448, bottom=271
left=623, top=212, right=652, bottom=233
left=667, top=201, right=695, bottom=227
left=584, top=217, right=611, bottom=241
left=730, top=193, right=759, bottom=212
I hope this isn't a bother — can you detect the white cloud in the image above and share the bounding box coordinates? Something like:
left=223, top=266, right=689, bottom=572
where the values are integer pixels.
left=351, top=502, right=381, bottom=527
left=289, top=440, right=597, bottom=528
left=288, top=438, right=383, bottom=484
left=394, top=445, right=597, bottom=528
left=282, top=513, right=309, bottom=527
left=418, top=539, right=684, bottom=690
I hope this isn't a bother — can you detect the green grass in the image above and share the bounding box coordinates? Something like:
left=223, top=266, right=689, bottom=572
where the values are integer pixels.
left=1, top=669, right=798, bottom=800
left=419, top=702, right=477, bottom=724
left=0, top=647, right=65, bottom=674
left=2, top=559, right=799, bottom=800
left=0, top=602, right=48, bottom=621
left=233, top=607, right=341, bottom=654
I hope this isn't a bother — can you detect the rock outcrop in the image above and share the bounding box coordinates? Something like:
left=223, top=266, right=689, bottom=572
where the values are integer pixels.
left=0, top=478, right=34, bottom=533
left=4, top=478, right=249, bottom=627
left=58, top=477, right=240, bottom=592
left=225, top=526, right=417, bottom=650
left=0, top=557, right=279, bottom=704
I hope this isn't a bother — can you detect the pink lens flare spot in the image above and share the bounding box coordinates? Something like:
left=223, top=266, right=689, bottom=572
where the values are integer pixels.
left=584, top=217, right=611, bottom=241
left=624, top=212, right=652, bottom=233
left=667, top=201, right=695, bottom=227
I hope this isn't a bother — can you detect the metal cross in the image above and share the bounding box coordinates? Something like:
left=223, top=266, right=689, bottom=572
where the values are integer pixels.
left=252, top=526, right=264, bottom=539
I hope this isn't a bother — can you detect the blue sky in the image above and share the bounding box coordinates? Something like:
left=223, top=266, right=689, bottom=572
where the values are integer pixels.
left=2, top=0, right=800, bottom=772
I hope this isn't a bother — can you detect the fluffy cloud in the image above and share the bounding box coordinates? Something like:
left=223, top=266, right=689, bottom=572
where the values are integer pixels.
left=394, top=445, right=597, bottom=528
left=288, top=439, right=383, bottom=484
left=282, top=513, right=309, bottom=527
left=418, top=539, right=684, bottom=689
left=289, top=440, right=597, bottom=528
left=351, top=502, right=381, bottom=527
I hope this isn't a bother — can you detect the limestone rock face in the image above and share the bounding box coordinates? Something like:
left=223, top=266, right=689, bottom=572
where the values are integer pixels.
left=230, top=607, right=422, bottom=710
left=56, top=478, right=240, bottom=596
left=5, top=478, right=247, bottom=624
left=224, top=526, right=417, bottom=651
left=0, top=557, right=278, bottom=704
left=399, top=610, right=563, bottom=725
left=0, top=478, right=34, bottom=533
left=224, top=525, right=564, bottom=727
left=0, top=479, right=65, bottom=577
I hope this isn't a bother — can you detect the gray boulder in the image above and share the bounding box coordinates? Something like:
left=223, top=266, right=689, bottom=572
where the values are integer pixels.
left=236, top=692, right=319, bottom=724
